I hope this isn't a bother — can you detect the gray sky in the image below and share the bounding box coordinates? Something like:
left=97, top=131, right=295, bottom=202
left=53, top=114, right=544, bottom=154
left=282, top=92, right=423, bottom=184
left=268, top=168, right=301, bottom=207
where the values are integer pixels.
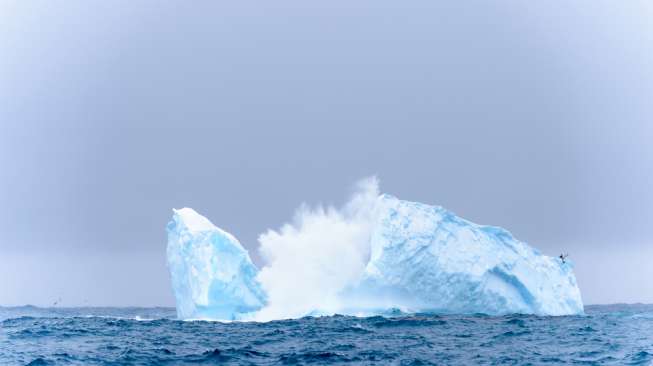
left=1, top=0, right=652, bottom=307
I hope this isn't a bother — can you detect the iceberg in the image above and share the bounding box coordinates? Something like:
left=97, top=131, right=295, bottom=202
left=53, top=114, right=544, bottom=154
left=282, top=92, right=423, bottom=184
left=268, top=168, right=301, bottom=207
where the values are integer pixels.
left=166, top=208, right=266, bottom=320
left=358, top=194, right=583, bottom=316
left=166, top=187, right=583, bottom=320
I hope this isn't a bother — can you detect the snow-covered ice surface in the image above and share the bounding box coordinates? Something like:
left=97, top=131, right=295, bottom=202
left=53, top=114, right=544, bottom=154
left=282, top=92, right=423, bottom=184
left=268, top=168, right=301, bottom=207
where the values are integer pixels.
left=166, top=185, right=583, bottom=321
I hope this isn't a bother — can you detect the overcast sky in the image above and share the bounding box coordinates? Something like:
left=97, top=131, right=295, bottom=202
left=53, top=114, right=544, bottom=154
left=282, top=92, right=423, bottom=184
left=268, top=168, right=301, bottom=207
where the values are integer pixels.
left=1, top=0, right=652, bottom=307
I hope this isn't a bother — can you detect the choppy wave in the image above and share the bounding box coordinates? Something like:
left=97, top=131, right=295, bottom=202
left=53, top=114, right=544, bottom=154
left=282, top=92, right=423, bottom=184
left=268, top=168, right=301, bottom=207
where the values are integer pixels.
left=1, top=304, right=652, bottom=365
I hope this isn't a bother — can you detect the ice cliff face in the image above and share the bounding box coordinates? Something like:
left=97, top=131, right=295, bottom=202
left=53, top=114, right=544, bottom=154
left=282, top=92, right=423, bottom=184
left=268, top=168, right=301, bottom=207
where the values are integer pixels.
left=166, top=195, right=583, bottom=320
left=166, top=208, right=266, bottom=320
left=360, top=195, right=583, bottom=316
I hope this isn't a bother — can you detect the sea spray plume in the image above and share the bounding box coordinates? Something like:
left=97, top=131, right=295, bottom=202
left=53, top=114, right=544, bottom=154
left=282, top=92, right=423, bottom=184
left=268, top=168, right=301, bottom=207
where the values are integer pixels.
left=254, top=177, right=381, bottom=321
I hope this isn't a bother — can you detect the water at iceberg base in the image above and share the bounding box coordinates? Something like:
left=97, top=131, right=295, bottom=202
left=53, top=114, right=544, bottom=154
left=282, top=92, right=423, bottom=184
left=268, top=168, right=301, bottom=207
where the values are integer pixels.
left=2, top=305, right=652, bottom=365
left=166, top=178, right=583, bottom=321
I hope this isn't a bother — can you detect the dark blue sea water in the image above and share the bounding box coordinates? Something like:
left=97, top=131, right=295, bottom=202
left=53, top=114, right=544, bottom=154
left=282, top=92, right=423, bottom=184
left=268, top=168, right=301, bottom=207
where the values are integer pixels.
left=1, top=304, right=651, bottom=365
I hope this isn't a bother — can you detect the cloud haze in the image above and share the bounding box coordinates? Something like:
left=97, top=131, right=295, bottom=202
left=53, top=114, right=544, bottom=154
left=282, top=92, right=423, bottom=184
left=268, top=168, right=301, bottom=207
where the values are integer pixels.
left=0, top=0, right=652, bottom=306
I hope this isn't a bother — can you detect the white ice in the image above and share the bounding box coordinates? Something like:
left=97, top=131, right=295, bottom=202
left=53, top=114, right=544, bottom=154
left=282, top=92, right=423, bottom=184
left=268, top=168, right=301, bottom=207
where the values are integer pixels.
left=166, top=208, right=266, bottom=320
left=166, top=179, right=583, bottom=320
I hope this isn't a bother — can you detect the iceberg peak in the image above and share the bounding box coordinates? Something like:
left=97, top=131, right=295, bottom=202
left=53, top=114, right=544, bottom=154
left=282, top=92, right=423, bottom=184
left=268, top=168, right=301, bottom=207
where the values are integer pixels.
left=173, top=207, right=220, bottom=233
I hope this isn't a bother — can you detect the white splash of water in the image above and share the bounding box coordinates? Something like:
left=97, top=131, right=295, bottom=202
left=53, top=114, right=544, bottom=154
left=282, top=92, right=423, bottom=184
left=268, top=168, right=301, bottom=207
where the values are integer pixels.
left=253, top=177, right=381, bottom=321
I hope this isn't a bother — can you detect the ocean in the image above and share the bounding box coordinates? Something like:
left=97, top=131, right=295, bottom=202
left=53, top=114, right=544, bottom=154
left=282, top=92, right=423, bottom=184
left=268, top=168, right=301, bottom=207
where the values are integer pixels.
left=1, top=304, right=651, bottom=365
